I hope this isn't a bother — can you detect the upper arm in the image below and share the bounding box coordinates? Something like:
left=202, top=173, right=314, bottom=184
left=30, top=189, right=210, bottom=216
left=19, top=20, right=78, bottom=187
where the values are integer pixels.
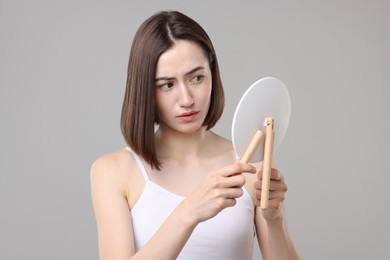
left=90, top=153, right=135, bottom=260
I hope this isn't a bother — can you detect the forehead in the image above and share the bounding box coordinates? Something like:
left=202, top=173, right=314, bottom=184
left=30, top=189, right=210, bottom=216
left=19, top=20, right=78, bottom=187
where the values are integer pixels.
left=156, top=40, right=209, bottom=77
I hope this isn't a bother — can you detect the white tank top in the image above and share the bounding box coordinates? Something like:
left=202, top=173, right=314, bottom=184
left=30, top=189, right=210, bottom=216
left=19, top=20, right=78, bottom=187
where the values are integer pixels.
left=126, top=147, right=255, bottom=260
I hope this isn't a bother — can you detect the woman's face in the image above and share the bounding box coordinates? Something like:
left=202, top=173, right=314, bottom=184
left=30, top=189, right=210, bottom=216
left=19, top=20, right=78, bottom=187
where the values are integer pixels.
left=155, top=40, right=212, bottom=134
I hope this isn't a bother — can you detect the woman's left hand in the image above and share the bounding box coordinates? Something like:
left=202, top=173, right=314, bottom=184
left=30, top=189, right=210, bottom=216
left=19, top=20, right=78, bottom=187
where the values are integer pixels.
left=254, top=167, right=288, bottom=220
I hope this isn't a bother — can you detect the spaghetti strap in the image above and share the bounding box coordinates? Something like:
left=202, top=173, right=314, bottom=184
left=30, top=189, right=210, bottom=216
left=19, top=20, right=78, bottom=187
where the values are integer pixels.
left=125, top=147, right=150, bottom=182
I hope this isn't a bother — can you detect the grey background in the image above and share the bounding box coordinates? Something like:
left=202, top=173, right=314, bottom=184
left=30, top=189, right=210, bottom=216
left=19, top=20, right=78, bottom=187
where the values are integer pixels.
left=1, top=0, right=389, bottom=259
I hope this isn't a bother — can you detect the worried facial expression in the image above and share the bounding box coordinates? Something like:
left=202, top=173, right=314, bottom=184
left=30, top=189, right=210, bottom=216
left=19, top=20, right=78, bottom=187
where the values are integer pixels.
left=155, top=40, right=212, bottom=134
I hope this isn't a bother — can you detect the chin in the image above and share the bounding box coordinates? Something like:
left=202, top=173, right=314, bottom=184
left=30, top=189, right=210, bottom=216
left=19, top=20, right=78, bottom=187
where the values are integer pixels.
left=159, top=118, right=207, bottom=134
left=178, top=124, right=205, bottom=134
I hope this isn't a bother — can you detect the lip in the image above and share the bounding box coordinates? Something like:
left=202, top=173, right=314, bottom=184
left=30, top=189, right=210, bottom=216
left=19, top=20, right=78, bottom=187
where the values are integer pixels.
left=177, top=110, right=199, bottom=121
left=177, top=110, right=199, bottom=117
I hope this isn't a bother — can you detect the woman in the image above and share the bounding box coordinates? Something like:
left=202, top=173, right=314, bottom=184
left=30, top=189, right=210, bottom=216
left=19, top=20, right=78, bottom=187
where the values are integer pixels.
left=91, top=11, right=300, bottom=260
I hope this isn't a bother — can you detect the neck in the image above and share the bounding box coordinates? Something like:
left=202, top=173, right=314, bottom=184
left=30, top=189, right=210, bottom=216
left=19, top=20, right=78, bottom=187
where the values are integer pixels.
left=155, top=126, right=213, bottom=163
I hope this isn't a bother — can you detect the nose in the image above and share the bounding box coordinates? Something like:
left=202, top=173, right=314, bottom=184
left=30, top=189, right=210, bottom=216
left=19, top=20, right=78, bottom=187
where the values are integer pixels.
left=178, top=84, right=194, bottom=107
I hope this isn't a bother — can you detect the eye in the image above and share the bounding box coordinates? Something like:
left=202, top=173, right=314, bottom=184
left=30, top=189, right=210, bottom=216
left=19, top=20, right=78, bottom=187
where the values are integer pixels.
left=158, top=82, right=173, bottom=92
left=191, top=75, right=205, bottom=84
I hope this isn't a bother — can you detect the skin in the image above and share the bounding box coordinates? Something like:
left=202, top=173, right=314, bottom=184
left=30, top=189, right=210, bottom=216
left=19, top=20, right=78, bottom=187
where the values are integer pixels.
left=91, top=40, right=300, bottom=260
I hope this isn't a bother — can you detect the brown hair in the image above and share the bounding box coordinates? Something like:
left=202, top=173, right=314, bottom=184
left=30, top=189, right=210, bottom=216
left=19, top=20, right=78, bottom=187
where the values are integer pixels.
left=121, top=11, right=225, bottom=170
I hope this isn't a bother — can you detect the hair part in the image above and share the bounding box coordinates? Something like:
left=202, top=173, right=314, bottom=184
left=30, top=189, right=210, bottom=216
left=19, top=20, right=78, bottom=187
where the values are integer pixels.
left=121, top=11, right=225, bottom=170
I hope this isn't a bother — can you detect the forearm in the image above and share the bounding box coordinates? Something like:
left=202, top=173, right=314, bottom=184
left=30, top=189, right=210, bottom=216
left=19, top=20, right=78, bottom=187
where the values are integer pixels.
left=266, top=214, right=300, bottom=260
left=130, top=200, right=197, bottom=260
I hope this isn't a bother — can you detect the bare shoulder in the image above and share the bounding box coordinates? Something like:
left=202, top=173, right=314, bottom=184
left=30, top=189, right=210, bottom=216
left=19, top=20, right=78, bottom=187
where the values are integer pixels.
left=90, top=148, right=146, bottom=210
left=91, top=149, right=133, bottom=171
left=90, top=148, right=136, bottom=188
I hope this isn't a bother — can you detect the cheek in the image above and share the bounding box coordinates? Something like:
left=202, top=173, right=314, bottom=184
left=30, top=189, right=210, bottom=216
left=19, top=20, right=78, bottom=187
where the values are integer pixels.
left=154, top=94, right=164, bottom=117
left=203, top=83, right=212, bottom=106
left=155, top=93, right=173, bottom=119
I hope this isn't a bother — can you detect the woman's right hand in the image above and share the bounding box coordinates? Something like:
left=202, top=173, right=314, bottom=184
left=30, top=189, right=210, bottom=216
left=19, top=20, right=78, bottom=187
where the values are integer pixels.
left=183, top=162, right=256, bottom=224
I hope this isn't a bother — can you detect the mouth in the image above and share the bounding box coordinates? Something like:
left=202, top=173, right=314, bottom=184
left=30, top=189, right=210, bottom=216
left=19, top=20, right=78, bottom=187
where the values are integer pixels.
left=178, top=110, right=199, bottom=117
left=177, top=110, right=200, bottom=121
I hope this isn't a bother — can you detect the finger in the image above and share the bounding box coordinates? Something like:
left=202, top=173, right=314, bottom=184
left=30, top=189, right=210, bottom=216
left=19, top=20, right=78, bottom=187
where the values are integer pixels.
left=214, top=188, right=243, bottom=201
left=254, top=180, right=261, bottom=190
left=222, top=198, right=237, bottom=208
left=254, top=179, right=287, bottom=192
left=270, top=168, right=283, bottom=181
left=221, top=174, right=246, bottom=188
left=224, top=187, right=244, bottom=199
left=267, top=198, right=284, bottom=210
left=255, top=188, right=261, bottom=201
left=269, top=180, right=287, bottom=192
left=257, top=168, right=283, bottom=181
left=219, top=162, right=256, bottom=177
left=268, top=190, right=286, bottom=200
left=254, top=191, right=285, bottom=209
left=254, top=188, right=285, bottom=199
left=213, top=197, right=237, bottom=211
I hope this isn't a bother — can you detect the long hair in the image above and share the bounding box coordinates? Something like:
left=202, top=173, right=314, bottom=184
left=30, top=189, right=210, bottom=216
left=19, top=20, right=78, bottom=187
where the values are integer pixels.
left=121, top=11, right=224, bottom=170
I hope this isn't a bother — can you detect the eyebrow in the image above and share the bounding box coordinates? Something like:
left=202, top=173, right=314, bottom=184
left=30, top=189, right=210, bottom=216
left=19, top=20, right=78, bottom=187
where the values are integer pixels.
left=155, top=66, right=205, bottom=82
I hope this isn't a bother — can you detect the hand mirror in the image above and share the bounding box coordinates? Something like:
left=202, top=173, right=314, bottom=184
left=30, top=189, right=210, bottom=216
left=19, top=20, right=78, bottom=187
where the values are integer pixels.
left=231, top=77, right=291, bottom=208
